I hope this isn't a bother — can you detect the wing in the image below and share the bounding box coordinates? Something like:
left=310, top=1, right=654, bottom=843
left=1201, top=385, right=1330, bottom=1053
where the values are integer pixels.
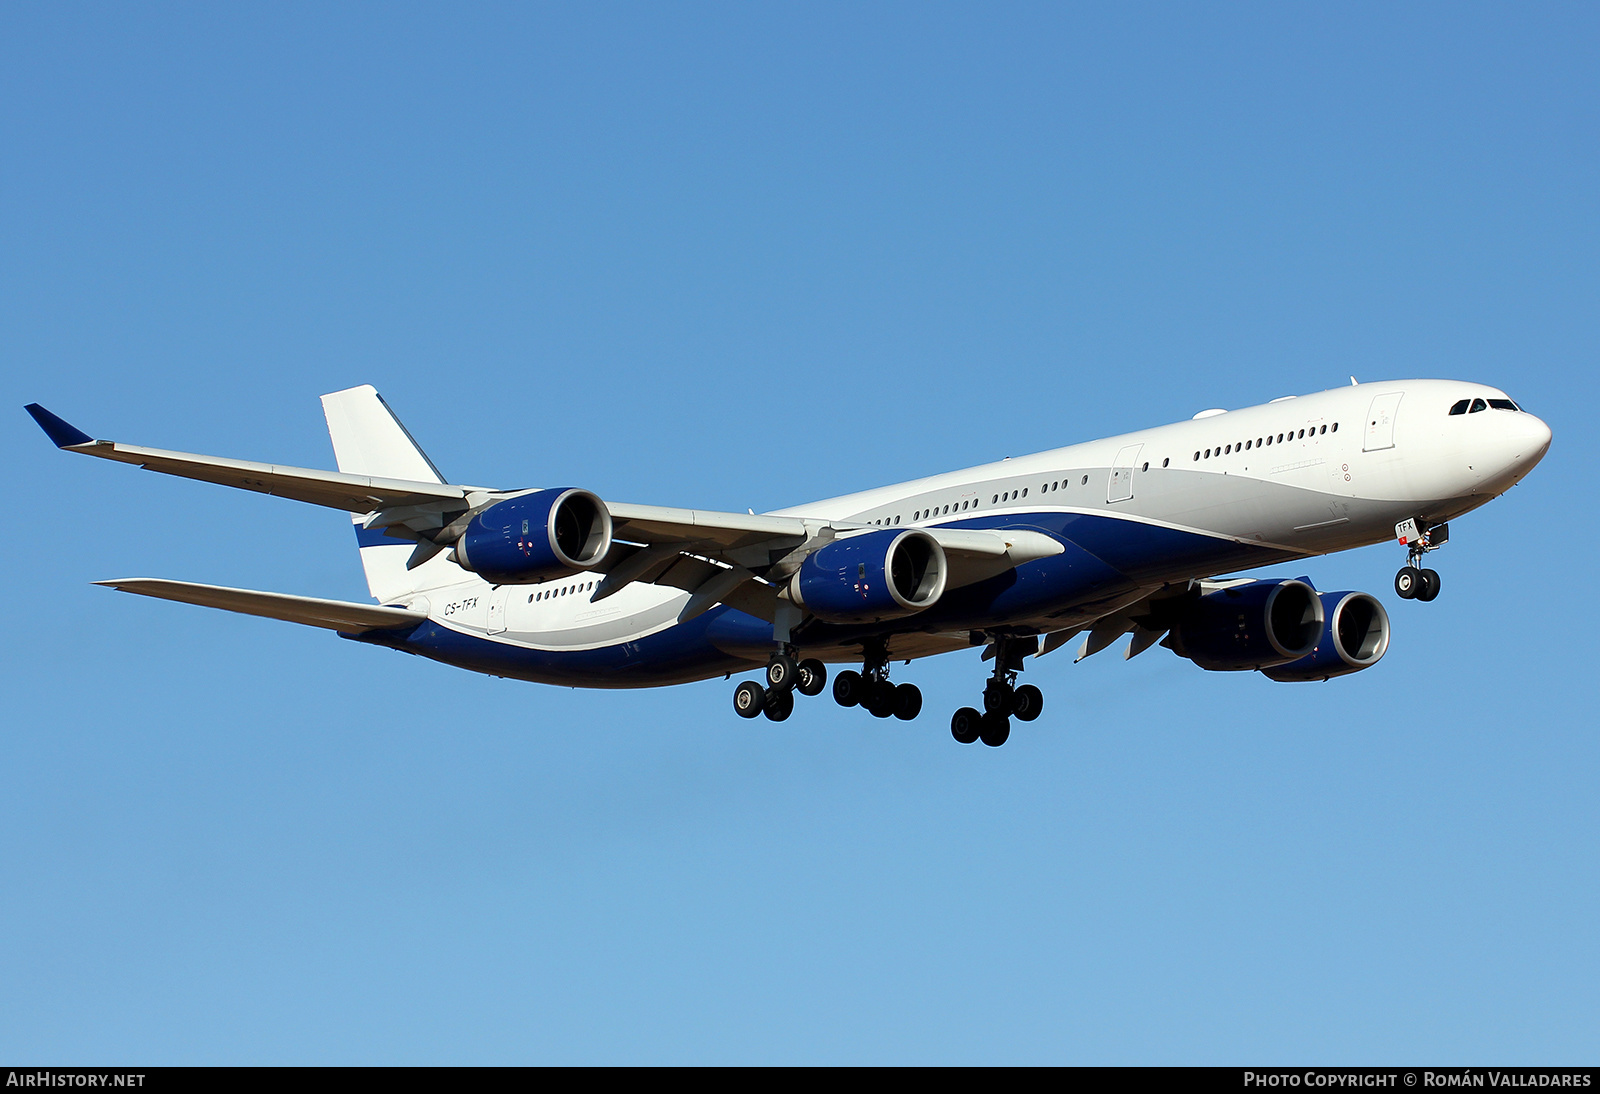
left=26, top=403, right=484, bottom=513
left=95, top=578, right=427, bottom=632
left=597, top=503, right=1064, bottom=623
left=1037, top=578, right=1258, bottom=664
left=29, top=400, right=1064, bottom=623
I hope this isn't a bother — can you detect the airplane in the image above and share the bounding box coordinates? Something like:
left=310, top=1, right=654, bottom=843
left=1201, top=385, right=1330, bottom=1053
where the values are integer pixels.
left=25, top=378, right=1550, bottom=747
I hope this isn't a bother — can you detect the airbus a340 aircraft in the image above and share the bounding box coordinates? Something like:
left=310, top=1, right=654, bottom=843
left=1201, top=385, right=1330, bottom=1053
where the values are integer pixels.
left=28, top=379, right=1549, bottom=747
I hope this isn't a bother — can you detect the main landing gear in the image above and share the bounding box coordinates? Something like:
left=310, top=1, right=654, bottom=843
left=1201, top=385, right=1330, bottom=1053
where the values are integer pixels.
left=951, top=635, right=1042, bottom=748
left=831, top=637, right=923, bottom=721
left=732, top=648, right=828, bottom=722
left=1394, top=519, right=1448, bottom=603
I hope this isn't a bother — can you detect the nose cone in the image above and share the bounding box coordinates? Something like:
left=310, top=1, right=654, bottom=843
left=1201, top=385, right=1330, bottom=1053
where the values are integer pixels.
left=1486, top=411, right=1552, bottom=489
left=1511, top=412, right=1553, bottom=472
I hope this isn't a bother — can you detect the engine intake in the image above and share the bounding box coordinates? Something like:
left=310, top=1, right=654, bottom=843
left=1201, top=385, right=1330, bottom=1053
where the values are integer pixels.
left=790, top=529, right=946, bottom=624
left=1260, top=592, right=1390, bottom=682
left=1166, top=578, right=1324, bottom=671
left=454, top=488, right=612, bottom=584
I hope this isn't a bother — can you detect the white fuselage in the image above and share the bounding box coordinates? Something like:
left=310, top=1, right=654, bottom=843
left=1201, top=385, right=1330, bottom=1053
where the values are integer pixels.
left=399, top=379, right=1550, bottom=671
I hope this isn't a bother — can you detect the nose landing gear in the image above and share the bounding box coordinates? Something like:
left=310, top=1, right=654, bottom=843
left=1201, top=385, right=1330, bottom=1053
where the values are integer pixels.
left=1394, top=518, right=1447, bottom=602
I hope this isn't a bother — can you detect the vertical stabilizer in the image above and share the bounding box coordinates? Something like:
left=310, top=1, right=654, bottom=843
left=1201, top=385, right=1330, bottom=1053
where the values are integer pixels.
left=321, top=385, right=453, bottom=603
left=321, top=384, right=445, bottom=484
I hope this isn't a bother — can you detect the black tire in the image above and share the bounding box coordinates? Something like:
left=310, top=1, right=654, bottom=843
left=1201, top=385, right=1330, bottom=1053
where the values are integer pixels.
left=763, top=687, right=794, bottom=722
left=766, top=655, right=798, bottom=691
left=979, top=712, right=1011, bottom=747
left=733, top=680, right=765, bottom=719
left=865, top=680, right=897, bottom=718
left=796, top=659, right=827, bottom=697
left=833, top=669, right=863, bottom=707
left=983, top=680, right=1012, bottom=715
left=1394, top=566, right=1421, bottom=599
left=951, top=707, right=982, bottom=744
left=1417, top=568, right=1441, bottom=602
left=893, top=683, right=923, bottom=721
left=1011, top=684, right=1043, bottom=722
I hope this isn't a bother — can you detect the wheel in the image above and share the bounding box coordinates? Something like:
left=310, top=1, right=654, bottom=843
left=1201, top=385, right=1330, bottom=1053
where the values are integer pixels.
left=733, top=680, right=765, bottom=719
left=865, top=679, right=897, bottom=718
left=1417, top=568, right=1441, bottom=602
left=766, top=655, right=798, bottom=691
left=892, top=683, right=923, bottom=721
left=979, top=712, right=1011, bottom=747
left=983, top=680, right=1012, bottom=715
left=833, top=670, right=863, bottom=707
left=1394, top=566, right=1421, bottom=599
left=951, top=707, right=982, bottom=744
left=763, top=687, right=794, bottom=721
left=1011, top=684, right=1043, bottom=722
left=796, top=659, right=827, bottom=697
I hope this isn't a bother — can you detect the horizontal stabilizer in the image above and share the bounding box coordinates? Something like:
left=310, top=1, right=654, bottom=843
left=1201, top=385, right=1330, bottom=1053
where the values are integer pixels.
left=94, top=578, right=428, bottom=633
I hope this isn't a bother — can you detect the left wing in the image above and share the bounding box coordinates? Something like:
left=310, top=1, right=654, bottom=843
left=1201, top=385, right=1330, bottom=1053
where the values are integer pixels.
left=29, top=399, right=1063, bottom=622
left=25, top=403, right=489, bottom=514
left=596, top=503, right=1063, bottom=623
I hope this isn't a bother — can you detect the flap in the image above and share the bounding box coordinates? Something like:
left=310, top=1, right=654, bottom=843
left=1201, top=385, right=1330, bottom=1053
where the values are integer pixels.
left=606, top=501, right=814, bottom=551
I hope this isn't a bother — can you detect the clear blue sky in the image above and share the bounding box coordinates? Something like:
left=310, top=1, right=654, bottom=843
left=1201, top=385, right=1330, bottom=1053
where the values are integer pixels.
left=3, top=2, right=1596, bottom=1064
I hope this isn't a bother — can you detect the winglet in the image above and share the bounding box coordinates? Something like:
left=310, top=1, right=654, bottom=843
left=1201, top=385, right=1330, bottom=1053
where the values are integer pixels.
left=24, top=404, right=94, bottom=448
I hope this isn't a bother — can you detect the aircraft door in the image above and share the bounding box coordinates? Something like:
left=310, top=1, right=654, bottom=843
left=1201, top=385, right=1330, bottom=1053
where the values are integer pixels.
left=486, top=586, right=509, bottom=634
left=1108, top=444, right=1143, bottom=503
left=1363, top=392, right=1403, bottom=452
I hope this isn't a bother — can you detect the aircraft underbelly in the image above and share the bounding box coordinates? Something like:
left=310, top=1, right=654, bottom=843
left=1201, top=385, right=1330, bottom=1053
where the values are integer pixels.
left=381, top=473, right=1444, bottom=689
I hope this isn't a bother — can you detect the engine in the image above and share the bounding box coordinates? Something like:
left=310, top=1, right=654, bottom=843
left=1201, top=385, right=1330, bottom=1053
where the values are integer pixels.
left=1166, top=578, right=1324, bottom=671
left=453, top=488, right=612, bottom=584
left=1260, top=592, right=1390, bottom=682
left=790, top=529, right=946, bottom=624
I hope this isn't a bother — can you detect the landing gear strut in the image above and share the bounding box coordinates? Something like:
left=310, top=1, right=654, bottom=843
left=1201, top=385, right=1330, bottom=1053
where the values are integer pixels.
left=1394, top=519, right=1447, bottom=603
left=732, top=646, right=828, bottom=722
left=832, top=637, right=922, bottom=721
left=952, top=634, right=1042, bottom=747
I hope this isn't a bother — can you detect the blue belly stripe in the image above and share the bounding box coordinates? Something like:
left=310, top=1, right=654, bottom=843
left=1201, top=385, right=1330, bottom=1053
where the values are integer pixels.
left=353, top=509, right=1300, bottom=687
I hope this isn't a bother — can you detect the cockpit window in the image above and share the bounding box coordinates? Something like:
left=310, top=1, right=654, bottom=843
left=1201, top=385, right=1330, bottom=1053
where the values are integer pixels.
left=1469, top=398, right=1487, bottom=413
left=1448, top=399, right=1470, bottom=415
left=1488, top=398, right=1520, bottom=411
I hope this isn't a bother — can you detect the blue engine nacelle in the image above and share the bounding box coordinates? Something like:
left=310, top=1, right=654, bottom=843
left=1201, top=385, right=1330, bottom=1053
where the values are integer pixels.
left=789, top=529, right=947, bottom=624
left=1260, top=591, right=1390, bottom=682
left=1167, top=578, right=1324, bottom=671
left=454, top=488, right=612, bottom=584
